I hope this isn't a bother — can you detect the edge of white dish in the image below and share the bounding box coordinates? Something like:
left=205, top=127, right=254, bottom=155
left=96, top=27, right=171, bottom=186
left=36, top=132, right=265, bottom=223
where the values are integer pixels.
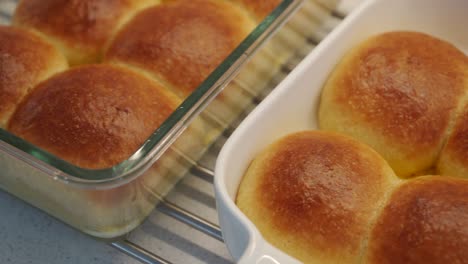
left=214, top=0, right=468, bottom=262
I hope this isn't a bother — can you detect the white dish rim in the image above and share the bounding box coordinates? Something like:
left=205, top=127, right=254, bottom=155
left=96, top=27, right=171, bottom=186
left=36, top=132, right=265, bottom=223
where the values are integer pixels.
left=214, top=0, right=468, bottom=262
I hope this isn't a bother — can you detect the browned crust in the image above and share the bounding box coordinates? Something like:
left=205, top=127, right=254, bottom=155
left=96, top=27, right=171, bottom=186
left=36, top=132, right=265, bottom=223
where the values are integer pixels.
left=366, top=176, right=468, bottom=264
left=0, top=25, right=66, bottom=127
left=13, top=0, right=156, bottom=64
left=323, top=31, right=468, bottom=157
left=8, top=64, right=180, bottom=169
left=105, top=0, right=255, bottom=98
left=237, top=131, right=398, bottom=262
left=441, top=104, right=468, bottom=174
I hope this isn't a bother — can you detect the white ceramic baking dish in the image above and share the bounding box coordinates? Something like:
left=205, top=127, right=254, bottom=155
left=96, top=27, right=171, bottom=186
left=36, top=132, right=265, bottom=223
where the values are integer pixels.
left=214, top=0, right=468, bottom=262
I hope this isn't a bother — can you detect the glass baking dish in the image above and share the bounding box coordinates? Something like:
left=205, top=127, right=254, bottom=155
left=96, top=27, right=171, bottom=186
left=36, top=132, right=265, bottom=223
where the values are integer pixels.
left=0, top=0, right=305, bottom=239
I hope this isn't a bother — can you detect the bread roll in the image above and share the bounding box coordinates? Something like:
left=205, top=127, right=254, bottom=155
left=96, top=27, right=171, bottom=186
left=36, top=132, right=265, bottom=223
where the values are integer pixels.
left=13, top=0, right=158, bottom=65
left=0, top=25, right=67, bottom=128
left=105, top=0, right=256, bottom=99
left=437, top=102, right=468, bottom=179
left=319, top=31, right=468, bottom=177
left=8, top=64, right=181, bottom=169
left=366, top=176, right=468, bottom=264
left=236, top=130, right=399, bottom=263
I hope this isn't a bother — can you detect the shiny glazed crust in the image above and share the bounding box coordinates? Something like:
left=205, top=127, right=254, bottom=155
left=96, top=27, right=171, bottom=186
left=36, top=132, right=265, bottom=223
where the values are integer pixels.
left=13, top=0, right=158, bottom=65
left=236, top=31, right=468, bottom=263
left=236, top=131, right=399, bottom=263
left=366, top=176, right=468, bottom=264
left=319, top=31, right=468, bottom=177
left=8, top=64, right=181, bottom=169
left=105, top=0, right=255, bottom=98
left=0, top=25, right=67, bottom=128
left=2, top=0, right=277, bottom=238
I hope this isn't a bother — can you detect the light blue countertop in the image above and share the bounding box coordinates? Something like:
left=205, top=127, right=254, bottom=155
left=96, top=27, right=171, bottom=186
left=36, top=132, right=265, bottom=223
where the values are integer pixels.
left=0, top=191, right=139, bottom=264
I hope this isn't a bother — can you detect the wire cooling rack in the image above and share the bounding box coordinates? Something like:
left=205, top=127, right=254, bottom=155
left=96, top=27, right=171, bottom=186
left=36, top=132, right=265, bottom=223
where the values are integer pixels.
left=0, top=1, right=354, bottom=263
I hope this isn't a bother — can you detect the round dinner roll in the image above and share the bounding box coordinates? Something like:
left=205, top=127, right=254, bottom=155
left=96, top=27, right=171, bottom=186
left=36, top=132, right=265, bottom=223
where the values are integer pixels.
left=13, top=0, right=159, bottom=65
left=230, top=0, right=281, bottom=22
left=8, top=64, right=181, bottom=169
left=236, top=130, right=399, bottom=263
left=105, top=0, right=256, bottom=99
left=437, top=102, right=468, bottom=179
left=319, top=31, right=468, bottom=177
left=0, top=25, right=67, bottom=128
left=366, top=176, right=468, bottom=264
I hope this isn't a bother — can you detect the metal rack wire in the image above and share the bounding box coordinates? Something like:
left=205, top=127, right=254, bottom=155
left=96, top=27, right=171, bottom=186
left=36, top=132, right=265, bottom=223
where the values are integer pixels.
left=0, top=1, right=351, bottom=263
left=107, top=8, right=348, bottom=264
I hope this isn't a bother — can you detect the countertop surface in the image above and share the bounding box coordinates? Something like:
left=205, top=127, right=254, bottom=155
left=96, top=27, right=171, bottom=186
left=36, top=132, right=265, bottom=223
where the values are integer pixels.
left=0, top=191, right=140, bottom=264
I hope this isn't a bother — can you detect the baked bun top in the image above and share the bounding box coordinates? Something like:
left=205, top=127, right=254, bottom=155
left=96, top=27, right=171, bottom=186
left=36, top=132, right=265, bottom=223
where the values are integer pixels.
left=367, top=176, right=468, bottom=264
left=0, top=25, right=67, bottom=128
left=8, top=64, right=180, bottom=169
left=319, top=31, right=468, bottom=177
left=13, top=0, right=157, bottom=65
left=236, top=130, right=398, bottom=263
left=105, top=0, right=255, bottom=98
left=237, top=31, right=468, bottom=263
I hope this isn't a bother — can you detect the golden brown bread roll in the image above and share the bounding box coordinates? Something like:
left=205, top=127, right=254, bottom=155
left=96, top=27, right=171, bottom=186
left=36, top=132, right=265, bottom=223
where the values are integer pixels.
left=236, top=31, right=468, bottom=262
left=319, top=31, right=468, bottom=177
left=8, top=64, right=181, bottom=169
left=437, top=102, right=468, bottom=179
left=236, top=130, right=399, bottom=263
left=3, top=0, right=286, bottom=239
left=366, top=176, right=468, bottom=264
left=13, top=0, right=158, bottom=65
left=105, top=0, right=256, bottom=99
left=230, top=0, right=281, bottom=22
left=0, top=25, right=67, bottom=128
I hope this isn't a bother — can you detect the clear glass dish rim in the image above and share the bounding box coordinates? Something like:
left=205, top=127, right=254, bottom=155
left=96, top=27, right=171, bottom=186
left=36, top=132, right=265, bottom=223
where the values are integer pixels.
left=0, top=0, right=302, bottom=188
